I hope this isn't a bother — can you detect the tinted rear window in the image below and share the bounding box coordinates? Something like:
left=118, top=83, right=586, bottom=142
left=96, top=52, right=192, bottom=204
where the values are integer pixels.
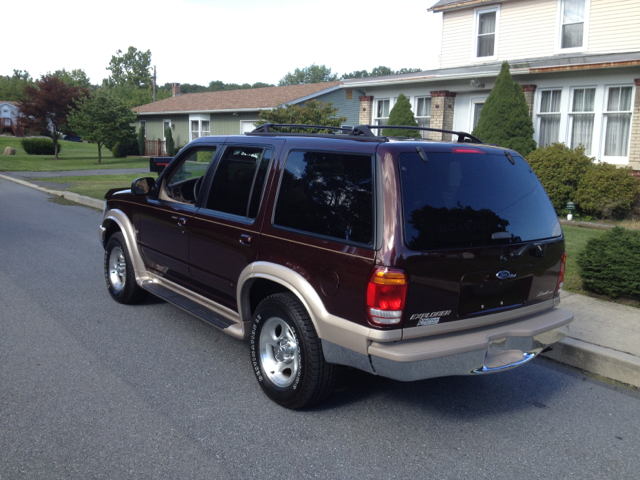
left=399, top=151, right=561, bottom=250
left=274, top=150, right=373, bottom=245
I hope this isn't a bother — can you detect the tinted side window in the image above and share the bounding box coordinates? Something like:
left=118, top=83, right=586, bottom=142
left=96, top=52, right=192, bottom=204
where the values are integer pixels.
left=168, top=147, right=216, bottom=188
left=206, top=146, right=270, bottom=219
left=273, top=150, right=373, bottom=245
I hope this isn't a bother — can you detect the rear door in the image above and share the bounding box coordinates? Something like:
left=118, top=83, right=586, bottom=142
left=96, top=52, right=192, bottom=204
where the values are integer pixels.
left=391, top=145, right=564, bottom=329
left=188, top=140, right=284, bottom=310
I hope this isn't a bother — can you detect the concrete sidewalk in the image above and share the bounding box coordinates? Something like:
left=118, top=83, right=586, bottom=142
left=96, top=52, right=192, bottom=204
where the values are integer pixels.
left=1, top=172, right=638, bottom=389
left=542, top=291, right=640, bottom=388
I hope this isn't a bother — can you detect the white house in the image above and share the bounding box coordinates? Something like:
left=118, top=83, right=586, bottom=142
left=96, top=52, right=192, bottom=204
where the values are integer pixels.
left=344, top=0, right=640, bottom=172
left=0, top=101, right=22, bottom=137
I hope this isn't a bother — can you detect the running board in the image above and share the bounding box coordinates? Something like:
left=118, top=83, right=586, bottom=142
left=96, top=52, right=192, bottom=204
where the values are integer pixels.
left=143, top=282, right=235, bottom=330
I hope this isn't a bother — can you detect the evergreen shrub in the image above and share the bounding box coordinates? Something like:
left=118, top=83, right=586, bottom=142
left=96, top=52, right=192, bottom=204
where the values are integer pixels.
left=577, top=227, right=640, bottom=298
left=574, top=164, right=640, bottom=219
left=137, top=126, right=145, bottom=156
left=165, top=127, right=175, bottom=157
left=472, top=61, right=537, bottom=157
left=382, top=93, right=420, bottom=138
left=21, top=138, right=61, bottom=155
left=526, top=143, right=593, bottom=212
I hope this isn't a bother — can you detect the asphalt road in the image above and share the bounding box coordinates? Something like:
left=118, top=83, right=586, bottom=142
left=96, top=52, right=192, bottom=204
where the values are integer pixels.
left=1, top=177, right=639, bottom=480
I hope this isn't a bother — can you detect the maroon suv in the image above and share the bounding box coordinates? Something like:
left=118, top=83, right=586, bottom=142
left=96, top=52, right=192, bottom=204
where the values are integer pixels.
left=99, top=124, right=572, bottom=409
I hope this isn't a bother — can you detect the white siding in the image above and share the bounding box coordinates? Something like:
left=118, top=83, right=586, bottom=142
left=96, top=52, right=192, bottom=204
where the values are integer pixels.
left=439, top=0, right=640, bottom=69
left=440, top=9, right=474, bottom=69
left=588, top=0, right=640, bottom=54
left=499, top=0, right=557, bottom=60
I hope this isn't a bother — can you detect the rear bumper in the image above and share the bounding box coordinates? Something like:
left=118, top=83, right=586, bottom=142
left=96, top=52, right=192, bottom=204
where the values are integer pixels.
left=323, top=307, right=573, bottom=381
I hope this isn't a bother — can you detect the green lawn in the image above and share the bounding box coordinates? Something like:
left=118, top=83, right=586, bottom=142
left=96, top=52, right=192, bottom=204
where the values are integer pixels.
left=562, top=225, right=605, bottom=294
left=0, top=136, right=148, bottom=171
left=31, top=173, right=155, bottom=199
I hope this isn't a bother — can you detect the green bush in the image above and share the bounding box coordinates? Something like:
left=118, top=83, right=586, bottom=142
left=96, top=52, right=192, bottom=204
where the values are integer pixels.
left=526, top=143, right=593, bottom=212
left=110, top=127, right=139, bottom=158
left=577, top=227, right=640, bottom=298
left=137, top=126, right=145, bottom=156
left=20, top=138, right=62, bottom=155
left=574, top=163, right=640, bottom=219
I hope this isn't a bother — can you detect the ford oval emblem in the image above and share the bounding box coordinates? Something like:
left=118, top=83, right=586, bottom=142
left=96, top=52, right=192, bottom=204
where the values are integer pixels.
left=496, top=270, right=515, bottom=280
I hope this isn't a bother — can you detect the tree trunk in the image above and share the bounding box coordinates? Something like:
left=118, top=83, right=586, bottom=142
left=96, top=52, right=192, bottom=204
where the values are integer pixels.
left=54, top=137, right=59, bottom=159
left=98, top=143, right=102, bottom=164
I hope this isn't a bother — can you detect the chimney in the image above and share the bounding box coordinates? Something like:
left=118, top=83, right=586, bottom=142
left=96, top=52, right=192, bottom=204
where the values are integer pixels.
left=172, top=83, right=181, bottom=97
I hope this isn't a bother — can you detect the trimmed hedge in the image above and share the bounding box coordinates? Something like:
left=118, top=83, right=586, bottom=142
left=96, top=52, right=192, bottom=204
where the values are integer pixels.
left=577, top=227, right=640, bottom=298
left=20, top=138, right=62, bottom=155
left=575, top=163, right=640, bottom=219
left=526, top=143, right=593, bottom=212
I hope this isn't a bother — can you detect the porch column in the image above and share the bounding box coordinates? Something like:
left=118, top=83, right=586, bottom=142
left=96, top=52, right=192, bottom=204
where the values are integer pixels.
left=629, top=79, right=640, bottom=172
left=359, top=96, right=374, bottom=125
left=521, top=85, right=537, bottom=118
left=429, top=91, right=457, bottom=140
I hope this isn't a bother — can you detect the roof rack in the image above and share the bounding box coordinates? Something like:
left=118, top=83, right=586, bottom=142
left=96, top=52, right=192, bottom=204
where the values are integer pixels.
left=247, top=123, right=483, bottom=144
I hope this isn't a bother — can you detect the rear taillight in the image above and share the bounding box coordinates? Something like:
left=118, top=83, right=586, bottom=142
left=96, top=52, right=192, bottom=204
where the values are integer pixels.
left=366, top=267, right=408, bottom=326
left=555, top=251, right=567, bottom=296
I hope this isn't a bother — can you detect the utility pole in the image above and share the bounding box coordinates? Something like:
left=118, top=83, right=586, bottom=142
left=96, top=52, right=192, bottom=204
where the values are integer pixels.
left=153, top=65, right=157, bottom=102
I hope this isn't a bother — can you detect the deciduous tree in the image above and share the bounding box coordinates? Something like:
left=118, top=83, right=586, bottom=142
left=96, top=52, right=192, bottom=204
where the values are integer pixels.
left=106, top=46, right=152, bottom=89
left=256, top=100, right=346, bottom=132
left=341, top=66, right=422, bottom=79
left=0, top=70, right=34, bottom=102
left=68, top=90, right=137, bottom=163
left=472, top=61, right=536, bottom=156
left=278, top=65, right=338, bottom=86
left=50, top=68, right=93, bottom=90
left=19, top=75, right=86, bottom=158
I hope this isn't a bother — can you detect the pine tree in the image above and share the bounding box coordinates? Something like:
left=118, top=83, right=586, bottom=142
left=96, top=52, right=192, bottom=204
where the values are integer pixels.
left=381, top=94, right=421, bottom=138
left=472, top=61, right=536, bottom=156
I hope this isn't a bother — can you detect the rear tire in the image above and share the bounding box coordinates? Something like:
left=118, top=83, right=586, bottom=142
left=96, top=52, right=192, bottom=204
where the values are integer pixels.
left=250, top=293, right=334, bottom=409
left=104, top=232, right=147, bottom=304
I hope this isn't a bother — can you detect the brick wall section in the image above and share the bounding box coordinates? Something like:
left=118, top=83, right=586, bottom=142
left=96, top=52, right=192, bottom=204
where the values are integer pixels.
left=358, top=96, right=373, bottom=125
left=521, top=85, right=537, bottom=118
left=629, top=79, right=640, bottom=172
left=430, top=91, right=457, bottom=140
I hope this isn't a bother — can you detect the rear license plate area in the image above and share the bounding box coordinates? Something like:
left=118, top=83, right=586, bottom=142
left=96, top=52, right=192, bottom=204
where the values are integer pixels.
left=458, top=268, right=532, bottom=316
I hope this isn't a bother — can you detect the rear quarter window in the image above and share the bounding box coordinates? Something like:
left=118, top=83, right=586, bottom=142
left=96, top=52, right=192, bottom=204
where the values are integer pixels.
left=399, top=150, right=562, bottom=250
left=273, top=150, right=374, bottom=245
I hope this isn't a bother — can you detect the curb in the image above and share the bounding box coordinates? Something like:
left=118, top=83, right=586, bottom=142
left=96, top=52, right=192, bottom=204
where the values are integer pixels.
left=0, top=173, right=104, bottom=210
left=542, top=337, right=640, bottom=389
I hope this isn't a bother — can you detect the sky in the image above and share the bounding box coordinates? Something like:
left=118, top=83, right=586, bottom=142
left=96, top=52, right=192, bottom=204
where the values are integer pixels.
left=3, top=0, right=442, bottom=87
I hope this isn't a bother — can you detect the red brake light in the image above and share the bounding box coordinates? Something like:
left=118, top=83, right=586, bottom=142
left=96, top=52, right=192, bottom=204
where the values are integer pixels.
left=451, top=147, right=485, bottom=154
left=555, top=251, right=567, bottom=296
left=366, top=267, right=408, bottom=326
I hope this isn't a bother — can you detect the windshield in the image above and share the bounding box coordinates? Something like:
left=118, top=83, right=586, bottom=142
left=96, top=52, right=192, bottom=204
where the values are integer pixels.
left=398, top=150, right=562, bottom=250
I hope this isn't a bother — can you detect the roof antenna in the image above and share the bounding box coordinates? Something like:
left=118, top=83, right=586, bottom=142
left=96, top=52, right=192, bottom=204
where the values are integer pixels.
left=416, top=146, right=428, bottom=163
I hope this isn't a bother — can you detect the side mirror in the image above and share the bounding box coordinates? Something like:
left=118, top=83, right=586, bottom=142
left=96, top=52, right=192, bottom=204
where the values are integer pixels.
left=132, top=177, right=156, bottom=195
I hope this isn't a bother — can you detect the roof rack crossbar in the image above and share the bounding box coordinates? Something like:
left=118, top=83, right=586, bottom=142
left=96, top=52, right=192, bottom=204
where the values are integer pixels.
left=353, top=125, right=484, bottom=144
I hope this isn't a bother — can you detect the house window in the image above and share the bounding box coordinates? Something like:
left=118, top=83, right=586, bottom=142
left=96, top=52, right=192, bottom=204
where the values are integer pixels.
left=474, top=7, right=499, bottom=59
left=375, top=99, right=390, bottom=134
left=190, top=116, right=211, bottom=140
left=560, top=0, right=588, bottom=50
left=569, top=88, right=595, bottom=153
left=603, top=86, right=633, bottom=158
left=415, top=97, right=431, bottom=137
left=538, top=90, right=562, bottom=148
left=163, top=120, right=171, bottom=139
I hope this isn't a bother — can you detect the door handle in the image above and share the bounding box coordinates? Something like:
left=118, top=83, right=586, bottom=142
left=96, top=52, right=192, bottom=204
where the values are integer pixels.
left=239, top=234, right=252, bottom=245
left=177, top=217, right=187, bottom=227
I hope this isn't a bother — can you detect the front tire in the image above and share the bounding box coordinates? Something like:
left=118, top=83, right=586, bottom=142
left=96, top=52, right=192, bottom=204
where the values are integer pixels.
left=250, top=293, right=334, bottom=409
left=104, top=232, right=146, bottom=304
